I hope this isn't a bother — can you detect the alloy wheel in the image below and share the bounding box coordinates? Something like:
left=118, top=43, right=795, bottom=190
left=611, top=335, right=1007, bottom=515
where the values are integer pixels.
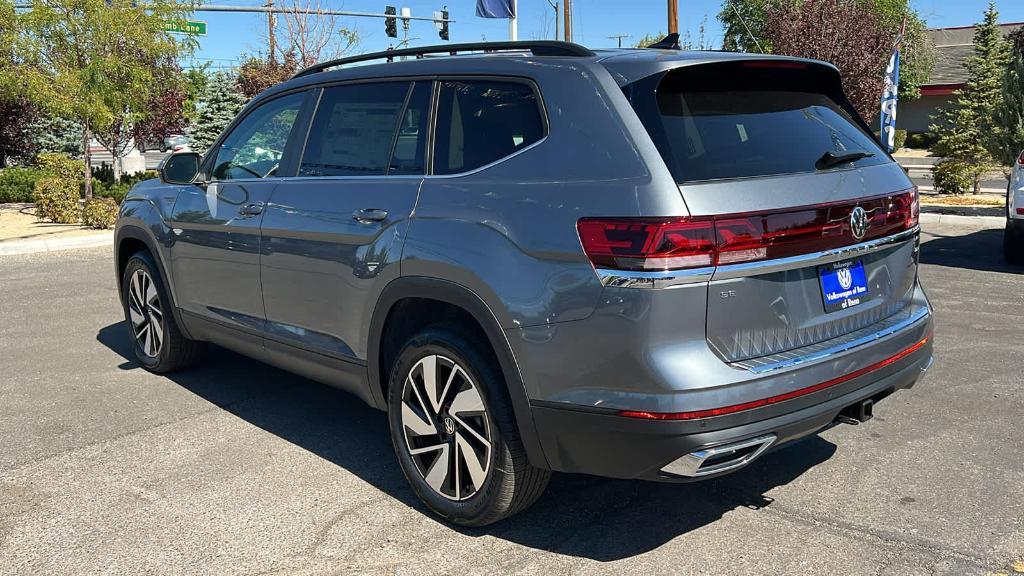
left=127, top=269, right=164, bottom=358
left=400, top=354, right=492, bottom=501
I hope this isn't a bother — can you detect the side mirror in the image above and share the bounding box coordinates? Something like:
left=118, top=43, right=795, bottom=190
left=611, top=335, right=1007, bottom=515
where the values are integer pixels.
left=159, top=151, right=202, bottom=185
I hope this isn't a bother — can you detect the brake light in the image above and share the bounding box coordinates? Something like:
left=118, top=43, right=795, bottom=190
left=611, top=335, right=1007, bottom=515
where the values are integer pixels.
left=576, top=218, right=715, bottom=271
left=741, top=60, right=808, bottom=69
left=1017, top=150, right=1024, bottom=165
left=578, top=189, right=918, bottom=271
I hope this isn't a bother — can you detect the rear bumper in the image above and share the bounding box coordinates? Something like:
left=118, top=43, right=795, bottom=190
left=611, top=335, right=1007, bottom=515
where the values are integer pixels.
left=530, top=329, right=933, bottom=481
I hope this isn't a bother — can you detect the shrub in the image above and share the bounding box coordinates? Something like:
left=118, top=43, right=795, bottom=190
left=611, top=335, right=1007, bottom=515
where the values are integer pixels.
left=894, top=129, right=908, bottom=150
left=932, top=160, right=975, bottom=195
left=82, top=196, right=118, bottom=229
left=93, top=181, right=131, bottom=204
left=0, top=168, right=45, bottom=203
left=905, top=132, right=939, bottom=149
left=33, top=176, right=80, bottom=223
left=36, top=152, right=80, bottom=180
left=93, top=163, right=115, bottom=185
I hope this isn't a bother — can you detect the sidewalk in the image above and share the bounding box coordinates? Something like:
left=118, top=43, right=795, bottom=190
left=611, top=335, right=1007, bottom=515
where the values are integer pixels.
left=0, top=203, right=113, bottom=256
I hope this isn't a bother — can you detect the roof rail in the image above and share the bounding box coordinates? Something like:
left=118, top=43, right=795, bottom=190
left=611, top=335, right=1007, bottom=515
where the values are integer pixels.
left=292, top=41, right=596, bottom=79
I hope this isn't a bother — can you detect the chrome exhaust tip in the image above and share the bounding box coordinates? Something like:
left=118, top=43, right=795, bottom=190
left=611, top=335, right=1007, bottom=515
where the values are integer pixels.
left=661, top=434, right=776, bottom=478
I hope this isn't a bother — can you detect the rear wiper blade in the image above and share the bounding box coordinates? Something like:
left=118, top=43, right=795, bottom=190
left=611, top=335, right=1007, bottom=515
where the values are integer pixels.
left=815, top=150, right=874, bottom=170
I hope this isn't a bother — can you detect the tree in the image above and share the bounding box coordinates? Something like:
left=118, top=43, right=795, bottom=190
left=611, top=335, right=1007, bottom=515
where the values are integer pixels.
left=23, top=115, right=82, bottom=158
left=271, top=0, right=358, bottom=67
left=931, top=2, right=1010, bottom=193
left=718, top=0, right=932, bottom=102
left=719, top=0, right=773, bottom=53
left=237, top=52, right=300, bottom=100
left=996, top=26, right=1024, bottom=165
left=0, top=97, right=35, bottom=167
left=191, top=71, right=246, bottom=153
left=4, top=0, right=194, bottom=198
left=763, top=0, right=890, bottom=120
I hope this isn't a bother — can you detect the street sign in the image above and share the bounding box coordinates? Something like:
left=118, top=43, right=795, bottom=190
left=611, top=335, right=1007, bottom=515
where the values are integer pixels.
left=163, top=20, right=207, bottom=36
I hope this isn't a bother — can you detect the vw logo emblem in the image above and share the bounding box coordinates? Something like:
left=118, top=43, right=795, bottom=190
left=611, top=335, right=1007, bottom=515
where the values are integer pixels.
left=837, top=267, right=853, bottom=290
left=443, top=416, right=456, bottom=435
left=850, top=206, right=869, bottom=240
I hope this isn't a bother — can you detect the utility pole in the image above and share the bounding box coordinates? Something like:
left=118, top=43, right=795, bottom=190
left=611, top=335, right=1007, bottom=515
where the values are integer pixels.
left=668, top=0, right=678, bottom=35
left=608, top=34, right=630, bottom=48
left=266, top=0, right=275, bottom=61
left=563, top=0, right=572, bottom=43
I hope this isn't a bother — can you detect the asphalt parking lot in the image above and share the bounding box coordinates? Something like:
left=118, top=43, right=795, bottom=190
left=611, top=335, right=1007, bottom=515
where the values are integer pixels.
left=1, top=217, right=1022, bottom=575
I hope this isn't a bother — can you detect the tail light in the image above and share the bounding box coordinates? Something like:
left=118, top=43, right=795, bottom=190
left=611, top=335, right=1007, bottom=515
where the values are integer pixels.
left=576, top=218, right=715, bottom=271
left=578, top=188, right=919, bottom=271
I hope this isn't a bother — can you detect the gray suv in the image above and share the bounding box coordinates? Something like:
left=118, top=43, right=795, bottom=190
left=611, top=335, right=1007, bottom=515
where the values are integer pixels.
left=114, top=39, right=934, bottom=526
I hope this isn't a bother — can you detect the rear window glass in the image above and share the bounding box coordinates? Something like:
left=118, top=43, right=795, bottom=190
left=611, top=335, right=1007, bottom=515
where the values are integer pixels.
left=433, top=80, right=545, bottom=175
left=635, top=67, right=885, bottom=183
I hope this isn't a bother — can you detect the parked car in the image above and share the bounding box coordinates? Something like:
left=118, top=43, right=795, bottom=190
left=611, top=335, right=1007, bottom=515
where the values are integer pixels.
left=114, top=39, right=934, bottom=526
left=139, top=134, right=190, bottom=153
left=1005, top=151, right=1024, bottom=264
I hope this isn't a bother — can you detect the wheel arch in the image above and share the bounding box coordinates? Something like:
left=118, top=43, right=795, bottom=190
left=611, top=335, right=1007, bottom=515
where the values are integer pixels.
left=115, top=224, right=194, bottom=340
left=368, top=276, right=550, bottom=470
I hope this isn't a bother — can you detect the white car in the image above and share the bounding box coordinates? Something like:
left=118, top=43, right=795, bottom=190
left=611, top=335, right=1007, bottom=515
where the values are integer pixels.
left=1007, top=151, right=1024, bottom=264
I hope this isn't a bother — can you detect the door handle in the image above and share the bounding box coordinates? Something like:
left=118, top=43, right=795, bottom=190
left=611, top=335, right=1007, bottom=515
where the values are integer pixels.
left=239, top=202, right=264, bottom=216
left=352, top=208, right=389, bottom=223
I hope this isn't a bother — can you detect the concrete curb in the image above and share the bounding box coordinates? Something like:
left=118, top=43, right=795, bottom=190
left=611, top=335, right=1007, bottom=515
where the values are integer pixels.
left=919, top=212, right=1005, bottom=228
left=0, top=231, right=113, bottom=256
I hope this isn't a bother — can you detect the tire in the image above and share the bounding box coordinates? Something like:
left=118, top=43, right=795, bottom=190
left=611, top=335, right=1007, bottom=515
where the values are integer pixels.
left=121, top=251, right=202, bottom=373
left=387, top=326, right=550, bottom=526
left=1005, top=220, right=1024, bottom=265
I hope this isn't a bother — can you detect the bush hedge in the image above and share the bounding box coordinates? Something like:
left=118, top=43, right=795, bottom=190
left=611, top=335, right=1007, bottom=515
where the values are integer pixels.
left=905, top=132, right=939, bottom=150
left=93, top=181, right=132, bottom=204
left=0, top=168, right=45, bottom=203
left=932, top=160, right=975, bottom=195
left=82, top=197, right=119, bottom=229
left=894, top=129, right=908, bottom=150
left=36, top=152, right=81, bottom=181
left=34, top=176, right=81, bottom=223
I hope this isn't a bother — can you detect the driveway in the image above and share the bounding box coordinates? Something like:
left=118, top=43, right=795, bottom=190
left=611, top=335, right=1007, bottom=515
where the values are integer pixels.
left=1, top=218, right=1022, bottom=575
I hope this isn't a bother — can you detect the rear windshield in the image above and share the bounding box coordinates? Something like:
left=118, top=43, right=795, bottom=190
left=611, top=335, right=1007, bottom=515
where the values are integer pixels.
left=630, top=63, right=886, bottom=183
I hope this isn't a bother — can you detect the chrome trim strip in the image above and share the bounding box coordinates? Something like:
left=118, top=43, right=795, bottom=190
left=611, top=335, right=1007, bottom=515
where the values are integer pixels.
left=737, top=305, right=930, bottom=374
left=596, top=266, right=715, bottom=289
left=661, top=434, right=776, bottom=478
left=712, top=226, right=919, bottom=281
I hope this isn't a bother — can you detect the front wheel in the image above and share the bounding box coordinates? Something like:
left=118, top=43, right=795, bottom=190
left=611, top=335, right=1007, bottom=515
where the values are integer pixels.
left=121, top=251, right=202, bottom=372
left=1005, top=220, right=1024, bottom=265
left=387, top=327, right=550, bottom=526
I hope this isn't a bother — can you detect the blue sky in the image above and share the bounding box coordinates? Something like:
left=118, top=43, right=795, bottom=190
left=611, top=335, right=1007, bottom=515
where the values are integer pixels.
left=185, top=0, right=1024, bottom=69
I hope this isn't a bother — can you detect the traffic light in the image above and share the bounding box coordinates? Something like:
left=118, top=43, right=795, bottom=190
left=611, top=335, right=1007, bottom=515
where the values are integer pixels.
left=385, top=6, right=397, bottom=38
left=439, top=9, right=449, bottom=41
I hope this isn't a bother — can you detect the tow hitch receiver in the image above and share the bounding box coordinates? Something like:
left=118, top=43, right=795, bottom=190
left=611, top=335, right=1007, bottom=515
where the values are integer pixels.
left=837, top=399, right=874, bottom=425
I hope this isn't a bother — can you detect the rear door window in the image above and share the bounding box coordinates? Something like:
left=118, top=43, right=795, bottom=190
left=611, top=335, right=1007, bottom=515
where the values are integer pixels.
left=299, top=82, right=412, bottom=177
left=433, top=80, right=545, bottom=175
left=631, top=63, right=886, bottom=183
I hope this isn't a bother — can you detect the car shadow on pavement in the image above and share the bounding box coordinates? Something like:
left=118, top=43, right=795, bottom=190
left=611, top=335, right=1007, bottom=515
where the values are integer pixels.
left=97, top=321, right=836, bottom=562
left=921, top=227, right=1022, bottom=274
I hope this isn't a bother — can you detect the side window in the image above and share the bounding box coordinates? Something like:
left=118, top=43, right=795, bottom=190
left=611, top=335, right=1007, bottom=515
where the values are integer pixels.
left=299, top=82, right=411, bottom=177
left=389, top=81, right=431, bottom=175
left=211, top=92, right=305, bottom=181
left=433, top=80, right=544, bottom=175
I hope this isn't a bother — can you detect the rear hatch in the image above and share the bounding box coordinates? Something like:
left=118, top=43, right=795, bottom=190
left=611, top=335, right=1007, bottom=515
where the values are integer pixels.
left=621, top=59, right=920, bottom=363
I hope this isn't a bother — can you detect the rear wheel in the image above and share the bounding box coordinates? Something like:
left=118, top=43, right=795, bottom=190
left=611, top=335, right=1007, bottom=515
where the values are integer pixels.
left=1005, top=220, right=1024, bottom=265
left=121, top=251, right=202, bottom=372
left=387, top=326, right=550, bottom=526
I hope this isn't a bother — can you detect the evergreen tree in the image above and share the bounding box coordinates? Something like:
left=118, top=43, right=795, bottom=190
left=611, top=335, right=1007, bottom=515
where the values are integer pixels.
left=996, top=34, right=1024, bottom=165
left=191, top=71, right=246, bottom=153
left=930, top=2, right=1010, bottom=193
